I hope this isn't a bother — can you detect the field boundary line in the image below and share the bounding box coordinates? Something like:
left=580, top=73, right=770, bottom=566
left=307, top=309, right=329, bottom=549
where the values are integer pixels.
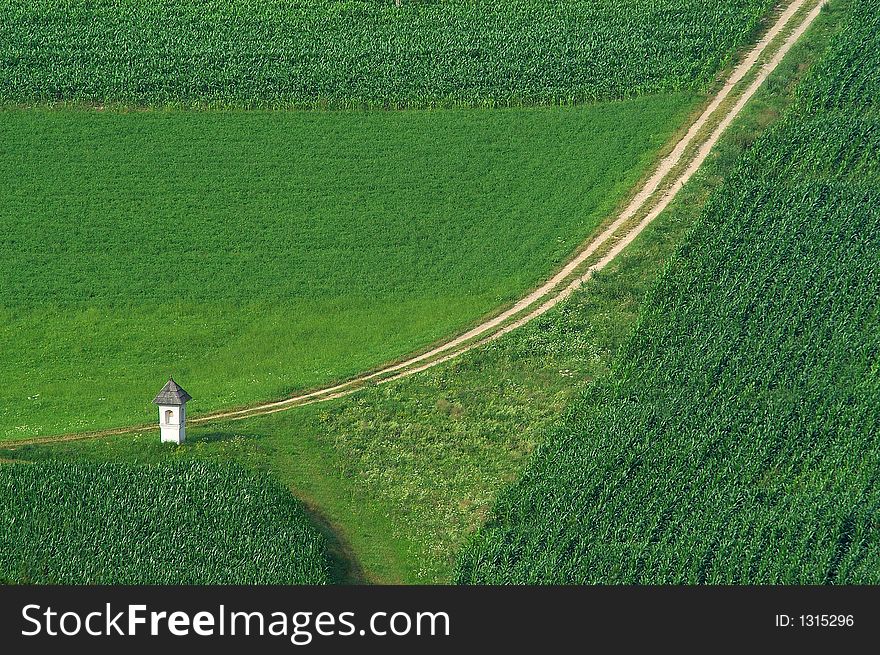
left=0, top=0, right=824, bottom=448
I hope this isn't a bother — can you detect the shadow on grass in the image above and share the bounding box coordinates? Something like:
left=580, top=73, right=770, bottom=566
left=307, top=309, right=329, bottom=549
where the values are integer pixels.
left=299, top=499, right=372, bottom=585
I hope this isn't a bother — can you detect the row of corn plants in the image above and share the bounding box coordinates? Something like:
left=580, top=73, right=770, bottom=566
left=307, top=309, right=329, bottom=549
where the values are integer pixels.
left=0, top=460, right=330, bottom=584
left=0, top=0, right=772, bottom=108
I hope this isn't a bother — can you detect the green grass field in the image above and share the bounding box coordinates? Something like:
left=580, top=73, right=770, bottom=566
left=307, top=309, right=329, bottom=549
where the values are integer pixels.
left=0, top=94, right=697, bottom=440
left=0, top=460, right=330, bottom=584
left=456, top=0, right=880, bottom=584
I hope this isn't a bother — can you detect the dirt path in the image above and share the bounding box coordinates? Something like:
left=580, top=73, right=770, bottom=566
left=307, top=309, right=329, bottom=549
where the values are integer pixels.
left=0, top=0, right=823, bottom=450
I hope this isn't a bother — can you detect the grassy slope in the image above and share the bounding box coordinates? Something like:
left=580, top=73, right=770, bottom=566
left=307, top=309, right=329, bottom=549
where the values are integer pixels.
left=2, top=0, right=844, bottom=583
left=0, top=460, right=330, bottom=584
left=0, top=94, right=696, bottom=440
left=456, top=0, right=880, bottom=584
left=0, top=0, right=772, bottom=108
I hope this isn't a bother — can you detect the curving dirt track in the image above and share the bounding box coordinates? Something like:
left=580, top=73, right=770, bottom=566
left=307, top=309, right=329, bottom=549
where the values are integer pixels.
left=0, top=0, right=825, bottom=449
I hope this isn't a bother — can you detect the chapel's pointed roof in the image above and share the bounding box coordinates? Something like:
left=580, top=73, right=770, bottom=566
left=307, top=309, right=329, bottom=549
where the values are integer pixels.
left=152, top=378, right=192, bottom=405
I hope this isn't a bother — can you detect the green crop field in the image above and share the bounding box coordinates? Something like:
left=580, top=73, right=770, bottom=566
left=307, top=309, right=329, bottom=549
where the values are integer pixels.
left=1, top=0, right=772, bottom=109
left=456, top=0, right=880, bottom=584
left=2, top=0, right=841, bottom=584
left=0, top=95, right=696, bottom=440
left=0, top=460, right=330, bottom=584
left=7, top=0, right=863, bottom=591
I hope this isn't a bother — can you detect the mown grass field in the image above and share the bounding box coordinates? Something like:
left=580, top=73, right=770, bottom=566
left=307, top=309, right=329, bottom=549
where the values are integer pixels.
left=0, top=460, right=330, bottom=584
left=457, top=0, right=880, bottom=584
left=1, top=0, right=772, bottom=108
left=1, top=0, right=841, bottom=584
left=0, top=95, right=697, bottom=440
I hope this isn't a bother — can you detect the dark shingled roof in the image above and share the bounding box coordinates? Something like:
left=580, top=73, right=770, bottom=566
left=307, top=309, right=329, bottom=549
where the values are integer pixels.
left=152, top=378, right=192, bottom=405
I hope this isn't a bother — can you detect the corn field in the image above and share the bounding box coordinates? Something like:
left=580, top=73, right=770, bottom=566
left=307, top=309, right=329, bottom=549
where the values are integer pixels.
left=0, top=461, right=330, bottom=584
left=456, top=0, right=880, bottom=584
left=0, top=0, right=772, bottom=108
